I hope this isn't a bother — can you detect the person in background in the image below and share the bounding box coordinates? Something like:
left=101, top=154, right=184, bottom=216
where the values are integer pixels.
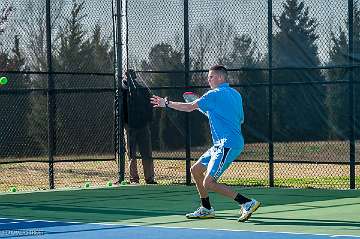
left=122, top=69, right=157, bottom=184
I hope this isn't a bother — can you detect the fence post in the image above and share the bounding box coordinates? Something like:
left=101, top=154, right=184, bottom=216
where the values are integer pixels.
left=268, top=0, right=274, bottom=187
left=184, top=0, right=191, bottom=185
left=46, top=0, right=55, bottom=189
left=348, top=0, right=355, bottom=189
left=114, top=0, right=126, bottom=183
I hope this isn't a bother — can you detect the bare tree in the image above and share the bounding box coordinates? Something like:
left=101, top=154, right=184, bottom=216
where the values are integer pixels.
left=0, top=3, right=13, bottom=35
left=191, top=23, right=211, bottom=70
left=213, top=18, right=236, bottom=65
left=20, top=0, right=65, bottom=72
left=190, top=18, right=236, bottom=70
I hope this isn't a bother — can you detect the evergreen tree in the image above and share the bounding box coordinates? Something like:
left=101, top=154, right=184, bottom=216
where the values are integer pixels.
left=271, top=0, right=326, bottom=141
left=0, top=5, right=31, bottom=157
left=54, top=1, right=89, bottom=74
left=25, top=0, right=65, bottom=154
left=52, top=0, right=114, bottom=155
left=90, top=24, right=114, bottom=74
left=0, top=35, right=30, bottom=157
left=327, top=1, right=360, bottom=140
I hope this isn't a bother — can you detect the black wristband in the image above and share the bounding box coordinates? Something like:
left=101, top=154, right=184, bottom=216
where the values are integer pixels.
left=164, top=97, right=169, bottom=107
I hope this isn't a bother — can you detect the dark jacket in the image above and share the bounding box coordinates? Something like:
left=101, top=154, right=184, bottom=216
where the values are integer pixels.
left=122, top=79, right=153, bottom=129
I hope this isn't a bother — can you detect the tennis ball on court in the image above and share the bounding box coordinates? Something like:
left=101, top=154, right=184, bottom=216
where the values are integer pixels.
left=107, top=181, right=113, bottom=187
left=120, top=181, right=128, bottom=185
left=0, top=76, right=8, bottom=85
left=84, top=182, right=90, bottom=188
left=10, top=187, right=17, bottom=192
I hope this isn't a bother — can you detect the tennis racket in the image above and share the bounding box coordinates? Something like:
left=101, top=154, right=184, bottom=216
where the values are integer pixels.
left=182, top=92, right=206, bottom=114
left=183, top=92, right=200, bottom=103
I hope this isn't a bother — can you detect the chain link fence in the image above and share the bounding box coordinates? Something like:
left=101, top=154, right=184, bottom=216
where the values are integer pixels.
left=0, top=0, right=359, bottom=191
left=125, top=0, right=359, bottom=189
left=0, top=0, right=117, bottom=191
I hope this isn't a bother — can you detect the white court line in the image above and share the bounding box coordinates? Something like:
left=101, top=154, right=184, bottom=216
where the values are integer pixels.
left=0, top=217, right=359, bottom=238
left=0, top=221, right=19, bottom=225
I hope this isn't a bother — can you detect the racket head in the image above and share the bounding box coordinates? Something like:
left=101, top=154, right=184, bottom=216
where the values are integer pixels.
left=183, top=92, right=200, bottom=103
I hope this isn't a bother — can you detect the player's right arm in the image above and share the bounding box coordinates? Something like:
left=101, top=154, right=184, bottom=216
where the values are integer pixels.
left=168, top=100, right=199, bottom=112
left=150, top=95, right=198, bottom=112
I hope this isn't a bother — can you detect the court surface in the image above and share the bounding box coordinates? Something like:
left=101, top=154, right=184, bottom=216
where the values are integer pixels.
left=0, top=186, right=359, bottom=238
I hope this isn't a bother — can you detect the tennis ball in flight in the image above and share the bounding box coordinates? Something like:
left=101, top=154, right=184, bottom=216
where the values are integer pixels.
left=0, top=76, right=8, bottom=85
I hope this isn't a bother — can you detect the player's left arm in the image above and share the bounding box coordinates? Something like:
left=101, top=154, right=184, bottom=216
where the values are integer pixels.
left=150, top=95, right=198, bottom=112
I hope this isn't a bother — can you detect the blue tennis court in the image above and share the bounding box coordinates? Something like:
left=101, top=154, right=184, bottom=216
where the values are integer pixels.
left=0, top=218, right=359, bottom=239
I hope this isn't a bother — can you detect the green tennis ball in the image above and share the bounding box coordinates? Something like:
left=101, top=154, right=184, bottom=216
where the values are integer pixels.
left=107, top=181, right=113, bottom=187
left=10, top=187, right=17, bottom=192
left=84, top=182, right=90, bottom=188
left=120, top=181, right=127, bottom=185
left=0, top=76, right=8, bottom=85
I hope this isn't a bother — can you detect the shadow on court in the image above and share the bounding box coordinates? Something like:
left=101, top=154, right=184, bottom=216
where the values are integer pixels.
left=0, top=186, right=359, bottom=223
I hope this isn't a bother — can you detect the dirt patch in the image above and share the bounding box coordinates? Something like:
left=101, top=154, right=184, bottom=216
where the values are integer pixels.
left=0, top=141, right=359, bottom=192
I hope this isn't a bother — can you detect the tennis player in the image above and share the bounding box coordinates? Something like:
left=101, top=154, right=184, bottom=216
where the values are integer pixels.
left=150, top=65, right=260, bottom=222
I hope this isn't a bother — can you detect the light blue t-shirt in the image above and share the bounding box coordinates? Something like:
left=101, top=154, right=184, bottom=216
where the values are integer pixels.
left=196, top=83, right=244, bottom=148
